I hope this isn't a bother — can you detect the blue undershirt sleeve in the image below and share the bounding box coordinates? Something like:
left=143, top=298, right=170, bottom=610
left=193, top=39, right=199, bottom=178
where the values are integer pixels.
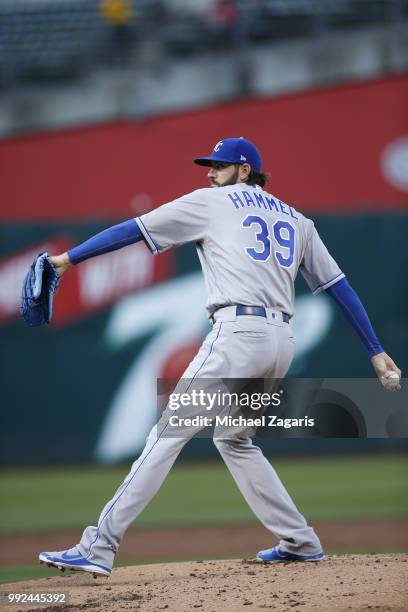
left=68, top=219, right=143, bottom=265
left=325, top=277, right=383, bottom=357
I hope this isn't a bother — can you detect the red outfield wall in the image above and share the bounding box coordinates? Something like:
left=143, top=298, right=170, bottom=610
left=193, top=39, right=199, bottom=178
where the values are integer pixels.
left=1, top=74, right=407, bottom=220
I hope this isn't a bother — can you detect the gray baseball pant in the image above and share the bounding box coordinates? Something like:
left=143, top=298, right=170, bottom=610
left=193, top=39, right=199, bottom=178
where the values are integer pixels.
left=77, top=309, right=322, bottom=568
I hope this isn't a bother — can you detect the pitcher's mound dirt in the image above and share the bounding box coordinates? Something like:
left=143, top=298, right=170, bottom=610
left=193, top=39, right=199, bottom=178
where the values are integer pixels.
left=1, top=554, right=407, bottom=612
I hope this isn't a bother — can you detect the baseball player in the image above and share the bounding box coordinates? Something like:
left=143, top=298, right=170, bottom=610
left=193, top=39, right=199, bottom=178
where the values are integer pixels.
left=39, top=137, right=401, bottom=575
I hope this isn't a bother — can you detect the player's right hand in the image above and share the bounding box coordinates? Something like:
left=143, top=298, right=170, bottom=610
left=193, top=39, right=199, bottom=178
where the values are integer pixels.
left=48, top=252, right=72, bottom=277
left=370, top=352, right=401, bottom=391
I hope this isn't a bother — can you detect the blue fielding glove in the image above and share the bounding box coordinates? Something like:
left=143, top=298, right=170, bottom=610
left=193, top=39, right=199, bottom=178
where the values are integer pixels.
left=20, top=252, right=60, bottom=326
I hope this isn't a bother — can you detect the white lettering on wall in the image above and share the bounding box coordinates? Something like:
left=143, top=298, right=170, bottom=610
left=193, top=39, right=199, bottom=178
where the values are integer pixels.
left=79, top=243, right=153, bottom=307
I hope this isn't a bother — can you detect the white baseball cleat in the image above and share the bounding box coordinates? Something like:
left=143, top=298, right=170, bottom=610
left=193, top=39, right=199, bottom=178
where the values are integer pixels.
left=256, top=545, right=325, bottom=563
left=39, top=548, right=111, bottom=577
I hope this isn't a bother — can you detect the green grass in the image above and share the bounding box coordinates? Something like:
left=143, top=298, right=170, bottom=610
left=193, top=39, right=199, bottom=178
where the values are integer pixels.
left=1, top=455, right=407, bottom=534
left=0, top=565, right=58, bottom=584
left=1, top=455, right=407, bottom=585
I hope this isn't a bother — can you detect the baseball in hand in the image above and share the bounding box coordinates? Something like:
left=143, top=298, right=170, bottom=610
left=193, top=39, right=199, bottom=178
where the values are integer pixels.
left=380, top=370, right=401, bottom=391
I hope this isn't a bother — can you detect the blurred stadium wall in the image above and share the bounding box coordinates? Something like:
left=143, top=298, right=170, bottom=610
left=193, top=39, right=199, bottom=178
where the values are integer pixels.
left=1, top=75, right=408, bottom=217
left=0, top=1, right=407, bottom=466
left=1, top=0, right=408, bottom=134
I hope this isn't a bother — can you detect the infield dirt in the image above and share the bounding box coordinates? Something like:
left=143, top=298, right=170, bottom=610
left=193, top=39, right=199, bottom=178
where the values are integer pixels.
left=1, top=554, right=407, bottom=612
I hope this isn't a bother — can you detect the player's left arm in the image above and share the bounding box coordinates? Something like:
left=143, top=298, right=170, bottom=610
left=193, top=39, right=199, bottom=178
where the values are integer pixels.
left=51, top=189, right=209, bottom=276
left=325, top=277, right=401, bottom=389
left=49, top=218, right=144, bottom=277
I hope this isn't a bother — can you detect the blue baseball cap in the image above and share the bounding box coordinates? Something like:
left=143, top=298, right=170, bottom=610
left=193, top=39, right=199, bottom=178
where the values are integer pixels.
left=194, top=137, right=262, bottom=172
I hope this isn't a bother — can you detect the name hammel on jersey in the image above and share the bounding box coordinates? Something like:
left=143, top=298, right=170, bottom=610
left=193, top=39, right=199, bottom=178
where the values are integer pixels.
left=134, top=183, right=345, bottom=318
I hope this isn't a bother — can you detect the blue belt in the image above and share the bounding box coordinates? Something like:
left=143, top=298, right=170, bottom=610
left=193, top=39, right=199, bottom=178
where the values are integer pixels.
left=234, top=305, right=290, bottom=323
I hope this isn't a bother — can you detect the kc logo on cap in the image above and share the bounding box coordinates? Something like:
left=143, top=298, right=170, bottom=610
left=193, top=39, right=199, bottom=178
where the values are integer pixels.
left=194, top=137, right=263, bottom=172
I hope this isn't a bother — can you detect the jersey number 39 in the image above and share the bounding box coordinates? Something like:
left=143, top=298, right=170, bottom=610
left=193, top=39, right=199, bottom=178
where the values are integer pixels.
left=242, top=215, right=295, bottom=267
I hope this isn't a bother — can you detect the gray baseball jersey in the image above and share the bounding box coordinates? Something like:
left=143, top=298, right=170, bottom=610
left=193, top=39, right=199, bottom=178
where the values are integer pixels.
left=135, top=183, right=344, bottom=317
